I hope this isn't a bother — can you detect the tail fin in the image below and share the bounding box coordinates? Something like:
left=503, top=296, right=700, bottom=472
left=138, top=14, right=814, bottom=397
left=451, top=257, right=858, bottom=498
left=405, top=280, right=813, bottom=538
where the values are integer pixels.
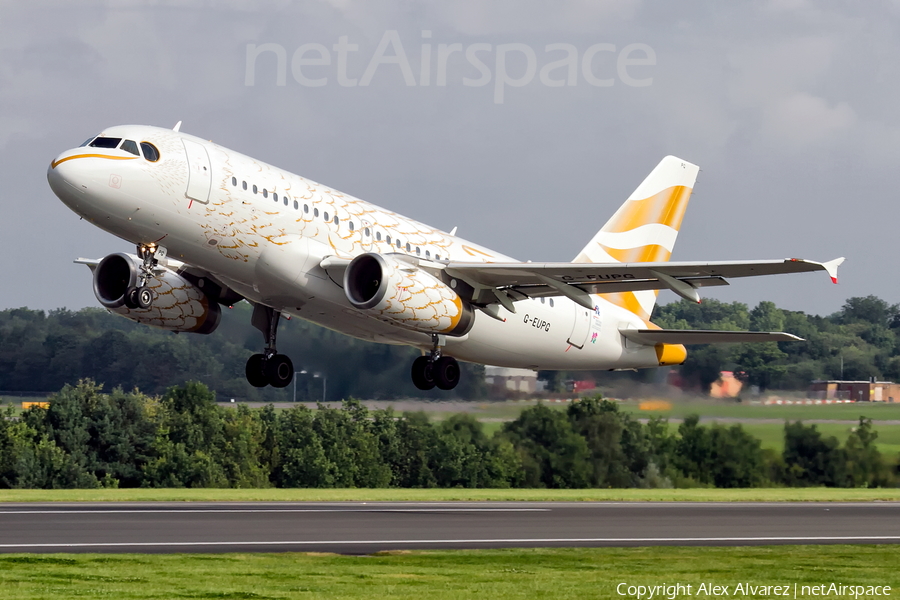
left=574, top=156, right=700, bottom=319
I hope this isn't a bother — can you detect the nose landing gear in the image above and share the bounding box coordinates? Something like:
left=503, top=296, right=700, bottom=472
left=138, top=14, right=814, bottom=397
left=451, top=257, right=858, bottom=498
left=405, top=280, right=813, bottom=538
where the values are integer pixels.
left=245, top=304, right=294, bottom=389
left=411, top=334, right=460, bottom=391
left=124, top=243, right=166, bottom=310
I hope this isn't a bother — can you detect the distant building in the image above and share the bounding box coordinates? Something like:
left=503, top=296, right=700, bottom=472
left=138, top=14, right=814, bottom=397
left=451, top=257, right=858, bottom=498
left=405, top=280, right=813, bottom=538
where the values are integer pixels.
left=809, top=380, right=900, bottom=402
left=710, top=371, right=743, bottom=398
left=484, top=366, right=540, bottom=394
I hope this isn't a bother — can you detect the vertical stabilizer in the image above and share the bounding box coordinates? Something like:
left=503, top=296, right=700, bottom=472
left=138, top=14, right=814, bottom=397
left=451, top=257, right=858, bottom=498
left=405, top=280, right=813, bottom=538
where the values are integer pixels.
left=574, top=156, right=699, bottom=319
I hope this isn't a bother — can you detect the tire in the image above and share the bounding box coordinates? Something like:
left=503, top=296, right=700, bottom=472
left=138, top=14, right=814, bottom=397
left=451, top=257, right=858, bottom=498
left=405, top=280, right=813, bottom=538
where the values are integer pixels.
left=136, top=286, right=153, bottom=309
left=265, top=354, right=294, bottom=388
left=245, top=354, right=268, bottom=388
left=411, top=355, right=436, bottom=390
left=434, top=356, right=460, bottom=390
left=124, top=287, right=139, bottom=309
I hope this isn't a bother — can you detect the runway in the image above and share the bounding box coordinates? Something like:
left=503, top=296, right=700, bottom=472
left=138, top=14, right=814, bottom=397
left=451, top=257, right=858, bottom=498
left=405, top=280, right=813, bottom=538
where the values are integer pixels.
left=0, top=502, right=898, bottom=553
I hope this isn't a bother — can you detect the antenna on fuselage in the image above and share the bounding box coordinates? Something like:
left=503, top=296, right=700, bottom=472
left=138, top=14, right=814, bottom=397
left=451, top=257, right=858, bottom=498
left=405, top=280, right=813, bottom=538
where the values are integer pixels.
left=449, top=226, right=458, bottom=236
left=173, top=121, right=182, bottom=132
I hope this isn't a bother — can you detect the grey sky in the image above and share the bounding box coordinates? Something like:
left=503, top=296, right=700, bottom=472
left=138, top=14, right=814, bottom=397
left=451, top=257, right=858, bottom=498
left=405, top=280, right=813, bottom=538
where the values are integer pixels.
left=1, top=1, right=895, bottom=317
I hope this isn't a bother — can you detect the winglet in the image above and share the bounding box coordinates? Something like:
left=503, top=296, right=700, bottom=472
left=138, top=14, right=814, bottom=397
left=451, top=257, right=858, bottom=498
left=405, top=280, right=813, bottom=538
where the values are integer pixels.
left=823, top=257, right=845, bottom=284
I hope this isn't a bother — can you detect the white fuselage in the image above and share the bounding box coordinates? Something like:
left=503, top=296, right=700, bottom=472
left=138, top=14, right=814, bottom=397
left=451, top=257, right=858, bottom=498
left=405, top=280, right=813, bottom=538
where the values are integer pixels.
left=48, top=125, right=660, bottom=371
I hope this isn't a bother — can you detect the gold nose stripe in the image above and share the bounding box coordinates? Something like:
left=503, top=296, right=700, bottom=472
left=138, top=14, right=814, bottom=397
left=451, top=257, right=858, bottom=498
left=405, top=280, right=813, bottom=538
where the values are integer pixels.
left=51, top=154, right=139, bottom=169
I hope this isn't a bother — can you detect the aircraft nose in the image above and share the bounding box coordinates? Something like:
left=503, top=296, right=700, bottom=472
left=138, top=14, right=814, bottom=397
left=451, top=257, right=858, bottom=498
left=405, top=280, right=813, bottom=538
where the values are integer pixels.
left=47, top=150, right=90, bottom=207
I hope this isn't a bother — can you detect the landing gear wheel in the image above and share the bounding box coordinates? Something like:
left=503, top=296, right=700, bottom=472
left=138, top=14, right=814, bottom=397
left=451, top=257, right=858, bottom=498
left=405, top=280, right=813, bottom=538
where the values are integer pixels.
left=265, top=354, right=294, bottom=388
left=246, top=353, right=268, bottom=388
left=124, top=287, right=140, bottom=309
left=136, top=286, right=153, bottom=309
left=411, top=355, right=436, bottom=390
left=434, top=356, right=460, bottom=390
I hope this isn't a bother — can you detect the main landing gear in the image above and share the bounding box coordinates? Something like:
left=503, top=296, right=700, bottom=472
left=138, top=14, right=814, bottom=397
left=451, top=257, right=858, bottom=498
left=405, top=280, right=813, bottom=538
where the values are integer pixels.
left=245, top=304, right=294, bottom=389
left=411, top=334, right=460, bottom=391
left=124, top=243, right=166, bottom=310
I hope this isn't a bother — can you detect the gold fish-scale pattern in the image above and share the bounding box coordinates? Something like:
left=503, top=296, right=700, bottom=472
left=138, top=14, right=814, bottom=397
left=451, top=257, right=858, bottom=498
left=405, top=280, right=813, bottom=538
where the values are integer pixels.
left=369, top=256, right=464, bottom=334
left=110, top=269, right=213, bottom=332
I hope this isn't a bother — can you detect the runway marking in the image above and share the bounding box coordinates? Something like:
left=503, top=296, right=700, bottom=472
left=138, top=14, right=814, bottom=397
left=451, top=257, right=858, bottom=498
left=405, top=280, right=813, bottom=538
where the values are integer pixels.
left=0, top=508, right=549, bottom=515
left=2, top=536, right=900, bottom=549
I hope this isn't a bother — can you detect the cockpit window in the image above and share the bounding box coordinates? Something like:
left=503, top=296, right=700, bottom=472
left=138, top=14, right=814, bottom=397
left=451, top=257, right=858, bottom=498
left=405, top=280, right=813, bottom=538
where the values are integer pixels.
left=140, top=142, right=160, bottom=162
left=120, top=140, right=139, bottom=156
left=90, top=137, right=122, bottom=149
left=80, top=137, right=96, bottom=147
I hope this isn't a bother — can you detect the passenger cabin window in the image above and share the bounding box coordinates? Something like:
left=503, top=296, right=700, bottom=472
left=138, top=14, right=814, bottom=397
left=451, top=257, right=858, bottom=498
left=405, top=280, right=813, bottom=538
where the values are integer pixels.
left=140, top=142, right=160, bottom=162
left=375, top=231, right=381, bottom=241
left=294, top=201, right=299, bottom=210
left=273, top=193, right=278, bottom=202
left=386, top=235, right=392, bottom=244
left=314, top=208, right=319, bottom=217
left=435, top=254, right=441, bottom=260
left=406, top=243, right=411, bottom=252
left=348, top=222, right=354, bottom=231
left=252, top=185, right=258, bottom=194
left=283, top=197, right=288, bottom=206
left=232, top=177, right=237, bottom=186
left=90, top=137, right=121, bottom=149
left=415, top=247, right=420, bottom=255
left=425, top=250, right=431, bottom=258
left=120, top=140, right=139, bottom=156
left=263, top=189, right=268, bottom=198
left=324, top=211, right=330, bottom=221
left=333, top=216, right=339, bottom=225
left=242, top=181, right=247, bottom=190
left=549, top=299, right=555, bottom=308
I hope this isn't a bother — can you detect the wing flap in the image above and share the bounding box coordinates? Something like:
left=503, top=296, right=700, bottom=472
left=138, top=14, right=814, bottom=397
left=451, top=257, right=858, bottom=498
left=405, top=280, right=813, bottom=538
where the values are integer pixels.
left=444, top=257, right=843, bottom=306
left=445, top=257, right=843, bottom=289
left=619, top=329, right=803, bottom=345
left=500, top=276, right=729, bottom=299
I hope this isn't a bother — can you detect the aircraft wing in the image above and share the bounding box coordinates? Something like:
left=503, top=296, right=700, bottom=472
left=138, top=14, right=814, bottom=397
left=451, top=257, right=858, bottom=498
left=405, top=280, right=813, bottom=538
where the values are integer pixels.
left=444, top=257, right=844, bottom=309
left=619, top=329, right=803, bottom=345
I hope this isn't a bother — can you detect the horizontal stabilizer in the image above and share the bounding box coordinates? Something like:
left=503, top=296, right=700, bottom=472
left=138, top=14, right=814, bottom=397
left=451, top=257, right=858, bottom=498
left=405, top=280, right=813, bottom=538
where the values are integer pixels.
left=619, top=329, right=803, bottom=345
left=74, top=257, right=100, bottom=273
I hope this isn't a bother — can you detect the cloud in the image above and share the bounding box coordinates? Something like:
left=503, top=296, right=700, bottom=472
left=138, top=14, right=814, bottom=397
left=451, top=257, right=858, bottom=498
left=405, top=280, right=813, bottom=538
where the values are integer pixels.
left=762, top=93, right=856, bottom=148
left=2, top=1, right=899, bottom=315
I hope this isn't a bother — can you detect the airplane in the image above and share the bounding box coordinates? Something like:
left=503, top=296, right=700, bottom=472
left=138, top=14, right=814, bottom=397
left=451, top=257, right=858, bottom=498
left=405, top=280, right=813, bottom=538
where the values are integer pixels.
left=47, top=123, right=844, bottom=392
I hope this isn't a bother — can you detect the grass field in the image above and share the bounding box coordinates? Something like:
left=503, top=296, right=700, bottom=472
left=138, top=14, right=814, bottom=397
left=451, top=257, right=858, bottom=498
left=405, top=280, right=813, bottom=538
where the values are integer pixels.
left=482, top=404, right=900, bottom=458
left=617, top=399, right=900, bottom=421
left=2, top=487, right=900, bottom=503
left=0, top=546, right=896, bottom=599
left=406, top=398, right=900, bottom=423
left=739, top=421, right=900, bottom=458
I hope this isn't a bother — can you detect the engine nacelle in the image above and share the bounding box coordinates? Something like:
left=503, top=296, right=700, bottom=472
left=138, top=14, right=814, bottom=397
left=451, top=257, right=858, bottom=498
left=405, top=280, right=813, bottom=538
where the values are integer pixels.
left=344, top=253, right=474, bottom=336
left=92, top=253, right=221, bottom=334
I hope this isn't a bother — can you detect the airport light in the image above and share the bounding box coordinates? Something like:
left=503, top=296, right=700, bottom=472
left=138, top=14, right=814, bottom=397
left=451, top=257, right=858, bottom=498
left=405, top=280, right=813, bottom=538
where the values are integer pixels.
left=294, top=370, right=326, bottom=403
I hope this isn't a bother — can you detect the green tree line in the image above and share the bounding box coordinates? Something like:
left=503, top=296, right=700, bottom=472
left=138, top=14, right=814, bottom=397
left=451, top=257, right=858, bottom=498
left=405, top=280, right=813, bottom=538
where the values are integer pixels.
left=652, top=295, right=900, bottom=392
left=0, top=381, right=892, bottom=489
left=0, top=304, right=485, bottom=401
left=0, top=294, right=897, bottom=399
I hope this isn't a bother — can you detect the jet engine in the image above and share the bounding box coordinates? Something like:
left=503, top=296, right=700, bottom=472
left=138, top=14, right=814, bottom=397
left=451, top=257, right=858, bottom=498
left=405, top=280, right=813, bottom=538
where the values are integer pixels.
left=91, top=253, right=221, bottom=334
left=344, top=253, right=474, bottom=336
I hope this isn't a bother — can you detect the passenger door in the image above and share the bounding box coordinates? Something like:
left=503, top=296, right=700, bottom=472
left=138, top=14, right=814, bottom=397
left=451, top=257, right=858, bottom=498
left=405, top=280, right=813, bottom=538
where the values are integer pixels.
left=567, top=304, right=591, bottom=349
left=183, top=139, right=212, bottom=205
